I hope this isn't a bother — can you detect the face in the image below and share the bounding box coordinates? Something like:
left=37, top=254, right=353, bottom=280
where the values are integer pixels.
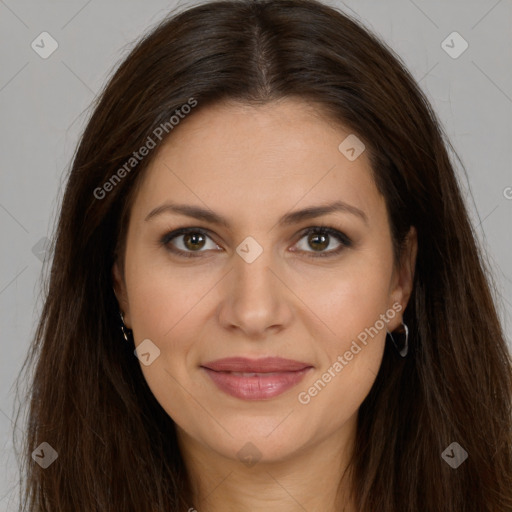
left=113, top=98, right=417, bottom=465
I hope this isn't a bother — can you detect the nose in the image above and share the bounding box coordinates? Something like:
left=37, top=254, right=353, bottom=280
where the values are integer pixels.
left=217, top=245, right=293, bottom=339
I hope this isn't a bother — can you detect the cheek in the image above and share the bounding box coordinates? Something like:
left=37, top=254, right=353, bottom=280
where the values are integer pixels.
left=124, top=262, right=206, bottom=420
left=292, top=254, right=393, bottom=413
left=294, top=269, right=390, bottom=423
left=124, top=244, right=212, bottom=340
left=295, top=253, right=393, bottom=343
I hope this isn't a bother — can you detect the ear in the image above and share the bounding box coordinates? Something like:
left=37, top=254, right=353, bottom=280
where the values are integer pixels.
left=388, top=226, right=417, bottom=330
left=112, top=259, right=131, bottom=329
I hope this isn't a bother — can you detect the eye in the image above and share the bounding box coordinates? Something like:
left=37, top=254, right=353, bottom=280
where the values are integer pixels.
left=160, top=226, right=352, bottom=259
left=160, top=228, right=221, bottom=258
left=293, top=226, right=352, bottom=258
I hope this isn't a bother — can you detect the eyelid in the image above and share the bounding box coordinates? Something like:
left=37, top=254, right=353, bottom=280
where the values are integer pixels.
left=160, top=225, right=352, bottom=258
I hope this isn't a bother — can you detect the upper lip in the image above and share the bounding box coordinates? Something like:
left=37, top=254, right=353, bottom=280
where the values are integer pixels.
left=201, top=357, right=312, bottom=373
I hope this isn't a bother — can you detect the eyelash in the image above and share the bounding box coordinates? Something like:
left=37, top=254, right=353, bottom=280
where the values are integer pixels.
left=160, top=225, right=352, bottom=259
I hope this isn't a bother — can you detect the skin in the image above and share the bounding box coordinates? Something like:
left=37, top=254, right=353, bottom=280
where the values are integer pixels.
left=113, top=98, right=417, bottom=512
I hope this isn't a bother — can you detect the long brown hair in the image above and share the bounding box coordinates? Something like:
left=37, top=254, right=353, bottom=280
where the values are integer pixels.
left=14, top=0, right=512, bottom=510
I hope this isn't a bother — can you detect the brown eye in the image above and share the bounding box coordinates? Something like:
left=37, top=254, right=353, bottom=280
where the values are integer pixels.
left=307, top=232, right=329, bottom=252
left=182, top=232, right=207, bottom=251
left=293, top=227, right=352, bottom=258
left=161, top=228, right=220, bottom=258
left=161, top=226, right=352, bottom=260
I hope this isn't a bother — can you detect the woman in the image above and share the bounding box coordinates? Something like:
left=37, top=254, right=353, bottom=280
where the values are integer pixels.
left=14, top=0, right=512, bottom=510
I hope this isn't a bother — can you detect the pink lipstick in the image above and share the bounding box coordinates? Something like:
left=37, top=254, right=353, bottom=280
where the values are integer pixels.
left=201, top=357, right=313, bottom=400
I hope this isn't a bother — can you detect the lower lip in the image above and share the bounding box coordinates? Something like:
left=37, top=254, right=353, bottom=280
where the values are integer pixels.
left=201, top=367, right=312, bottom=400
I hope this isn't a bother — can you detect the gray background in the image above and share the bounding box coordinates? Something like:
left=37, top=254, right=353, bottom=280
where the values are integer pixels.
left=1, top=0, right=511, bottom=509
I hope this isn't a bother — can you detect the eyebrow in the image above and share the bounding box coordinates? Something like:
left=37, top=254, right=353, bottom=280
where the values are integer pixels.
left=144, top=200, right=368, bottom=227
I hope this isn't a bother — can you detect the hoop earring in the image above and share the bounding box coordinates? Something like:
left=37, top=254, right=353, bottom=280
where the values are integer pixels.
left=119, top=311, right=132, bottom=343
left=387, top=321, right=409, bottom=357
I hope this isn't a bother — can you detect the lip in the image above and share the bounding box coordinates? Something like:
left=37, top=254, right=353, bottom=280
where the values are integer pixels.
left=201, top=357, right=312, bottom=373
left=200, top=357, right=313, bottom=400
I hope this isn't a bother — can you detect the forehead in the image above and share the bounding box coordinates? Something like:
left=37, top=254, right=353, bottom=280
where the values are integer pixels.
left=130, top=98, right=382, bottom=224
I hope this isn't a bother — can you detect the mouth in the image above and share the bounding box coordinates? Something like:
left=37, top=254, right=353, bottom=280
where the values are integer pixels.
left=200, top=357, right=313, bottom=400
left=201, top=356, right=312, bottom=373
